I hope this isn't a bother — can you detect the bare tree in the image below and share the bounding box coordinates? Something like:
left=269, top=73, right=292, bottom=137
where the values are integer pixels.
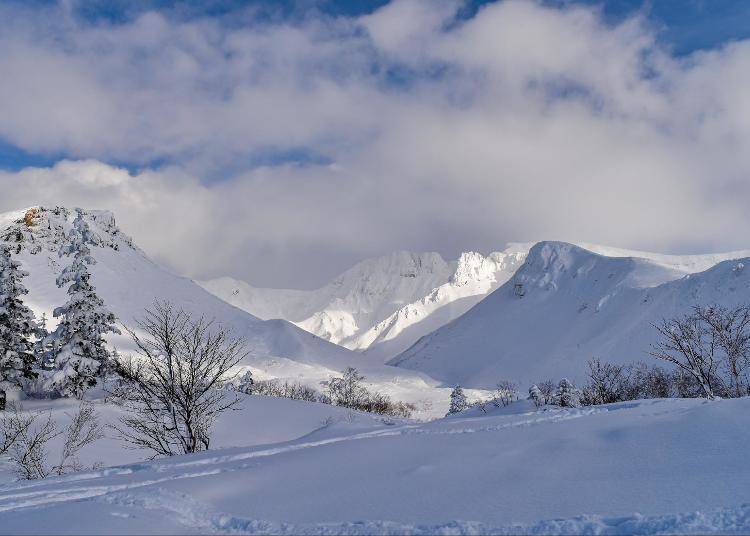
left=53, top=401, right=104, bottom=475
left=494, top=380, right=518, bottom=407
left=9, top=412, right=58, bottom=480
left=696, top=305, right=750, bottom=398
left=0, top=403, right=38, bottom=456
left=536, top=379, right=556, bottom=405
left=4, top=401, right=102, bottom=480
left=112, top=302, right=247, bottom=458
left=328, top=367, right=367, bottom=408
left=585, top=358, right=629, bottom=404
left=650, top=309, right=721, bottom=399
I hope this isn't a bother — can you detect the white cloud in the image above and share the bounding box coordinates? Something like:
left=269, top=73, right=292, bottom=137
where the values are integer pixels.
left=1, top=1, right=750, bottom=288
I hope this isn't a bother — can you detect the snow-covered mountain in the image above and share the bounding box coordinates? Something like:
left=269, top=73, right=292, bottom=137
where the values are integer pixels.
left=390, top=241, right=750, bottom=388
left=200, top=245, right=531, bottom=360
left=0, top=207, right=449, bottom=413
left=201, top=241, right=750, bottom=362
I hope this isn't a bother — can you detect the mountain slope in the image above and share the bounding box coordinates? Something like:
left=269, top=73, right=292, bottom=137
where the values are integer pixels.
left=389, top=241, right=750, bottom=388
left=201, top=242, right=750, bottom=362
left=0, top=207, right=448, bottom=413
left=200, top=245, right=532, bottom=360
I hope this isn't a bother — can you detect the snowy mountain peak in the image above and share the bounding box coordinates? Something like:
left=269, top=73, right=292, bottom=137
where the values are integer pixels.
left=450, top=248, right=528, bottom=286
left=390, top=241, right=750, bottom=388
left=201, top=244, right=532, bottom=360
left=330, top=250, right=449, bottom=289
left=0, top=206, right=135, bottom=260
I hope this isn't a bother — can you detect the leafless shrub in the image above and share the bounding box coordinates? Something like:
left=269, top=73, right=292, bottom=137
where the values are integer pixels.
left=328, top=367, right=368, bottom=407
left=53, top=401, right=104, bottom=475
left=3, top=402, right=102, bottom=480
left=249, top=379, right=325, bottom=403
left=112, top=302, right=247, bottom=458
left=627, top=362, right=673, bottom=399
left=695, top=305, right=750, bottom=397
left=650, top=308, right=722, bottom=399
left=537, top=379, right=556, bottom=405
left=583, top=358, right=630, bottom=405
left=326, top=367, right=414, bottom=418
left=0, top=403, right=36, bottom=455
left=493, top=380, right=519, bottom=407
left=9, top=412, right=58, bottom=480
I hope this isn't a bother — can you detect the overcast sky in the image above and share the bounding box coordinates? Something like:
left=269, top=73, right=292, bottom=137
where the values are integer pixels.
left=1, top=0, right=750, bottom=289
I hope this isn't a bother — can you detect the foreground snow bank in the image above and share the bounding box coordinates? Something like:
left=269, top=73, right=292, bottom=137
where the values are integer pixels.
left=0, top=397, right=747, bottom=534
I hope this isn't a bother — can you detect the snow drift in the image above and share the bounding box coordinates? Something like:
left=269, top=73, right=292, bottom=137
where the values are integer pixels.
left=0, top=396, right=748, bottom=534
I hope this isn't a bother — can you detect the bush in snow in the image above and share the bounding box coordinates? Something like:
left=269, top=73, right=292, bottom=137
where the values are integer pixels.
left=354, top=391, right=415, bottom=418
left=626, top=362, right=674, bottom=399
left=528, top=384, right=544, bottom=408
left=582, top=358, right=630, bottom=405
left=231, top=370, right=255, bottom=394
left=694, top=304, right=750, bottom=398
left=447, top=385, right=468, bottom=415
left=249, top=378, right=325, bottom=403
left=536, top=379, right=556, bottom=405
left=112, top=301, right=247, bottom=458
left=326, top=367, right=414, bottom=417
left=328, top=367, right=368, bottom=408
left=0, top=245, right=38, bottom=407
left=46, top=210, right=120, bottom=398
left=493, top=380, right=519, bottom=407
left=1, top=401, right=103, bottom=480
left=648, top=305, right=746, bottom=400
left=556, top=378, right=581, bottom=408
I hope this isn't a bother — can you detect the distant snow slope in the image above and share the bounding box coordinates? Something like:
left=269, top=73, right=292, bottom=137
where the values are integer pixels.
left=0, top=207, right=452, bottom=416
left=0, top=396, right=748, bottom=534
left=390, top=241, right=750, bottom=388
left=200, top=245, right=532, bottom=360
left=201, top=242, right=750, bottom=361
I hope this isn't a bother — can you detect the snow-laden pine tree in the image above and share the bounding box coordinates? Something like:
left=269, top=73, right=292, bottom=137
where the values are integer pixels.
left=234, top=370, right=255, bottom=394
left=556, top=378, right=581, bottom=408
left=0, top=245, right=38, bottom=407
left=447, top=385, right=468, bottom=415
left=46, top=210, right=120, bottom=398
left=528, top=384, right=544, bottom=408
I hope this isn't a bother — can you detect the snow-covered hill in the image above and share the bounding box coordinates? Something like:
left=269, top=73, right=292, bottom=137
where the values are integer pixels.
left=200, top=246, right=532, bottom=360
left=201, top=242, right=750, bottom=362
left=1, top=396, right=748, bottom=534
left=0, top=207, right=450, bottom=415
left=390, top=241, right=750, bottom=388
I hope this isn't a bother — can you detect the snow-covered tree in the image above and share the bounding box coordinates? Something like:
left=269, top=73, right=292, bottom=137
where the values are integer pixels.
left=328, top=367, right=367, bottom=407
left=556, top=378, right=581, bottom=408
left=447, top=385, right=468, bottom=415
left=0, top=245, right=38, bottom=407
left=234, top=370, right=255, bottom=394
left=46, top=210, right=120, bottom=398
left=528, top=384, right=544, bottom=408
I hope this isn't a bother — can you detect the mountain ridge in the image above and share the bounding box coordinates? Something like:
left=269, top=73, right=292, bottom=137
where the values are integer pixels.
left=201, top=240, right=750, bottom=361
left=389, top=241, right=750, bottom=387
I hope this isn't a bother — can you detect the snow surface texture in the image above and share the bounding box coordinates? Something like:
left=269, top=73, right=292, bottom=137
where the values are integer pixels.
left=0, top=397, right=748, bottom=534
left=391, top=241, right=750, bottom=388
left=201, top=242, right=750, bottom=362
left=0, top=207, right=454, bottom=416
